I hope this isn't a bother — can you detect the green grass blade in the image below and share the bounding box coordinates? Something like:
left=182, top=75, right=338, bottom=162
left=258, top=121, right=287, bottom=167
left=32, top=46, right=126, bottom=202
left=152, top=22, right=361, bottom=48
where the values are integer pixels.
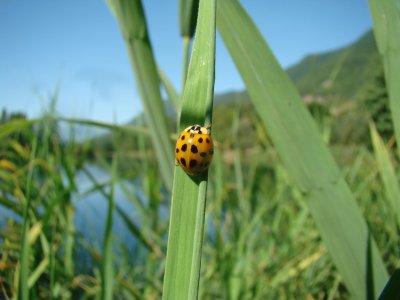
left=28, top=256, right=49, bottom=288
left=182, top=36, right=191, bottom=89
left=179, top=0, right=199, bottom=38
left=370, top=122, right=400, bottom=227
left=18, top=138, right=38, bottom=300
left=115, top=204, right=161, bottom=255
left=107, top=0, right=173, bottom=190
left=368, top=0, right=400, bottom=155
left=64, top=203, right=75, bottom=278
left=59, top=117, right=150, bottom=135
left=217, top=1, right=388, bottom=298
left=232, top=108, right=245, bottom=204
left=158, top=67, right=181, bottom=118
left=179, top=0, right=199, bottom=87
left=162, top=0, right=216, bottom=299
left=18, top=221, right=30, bottom=300
left=101, top=159, right=117, bottom=300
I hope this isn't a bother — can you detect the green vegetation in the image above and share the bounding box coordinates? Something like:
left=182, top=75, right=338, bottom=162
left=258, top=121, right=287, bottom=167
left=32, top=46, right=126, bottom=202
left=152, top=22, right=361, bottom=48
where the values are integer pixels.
left=163, top=0, right=216, bottom=299
left=1, top=0, right=400, bottom=299
left=217, top=2, right=388, bottom=298
left=369, top=0, right=400, bottom=157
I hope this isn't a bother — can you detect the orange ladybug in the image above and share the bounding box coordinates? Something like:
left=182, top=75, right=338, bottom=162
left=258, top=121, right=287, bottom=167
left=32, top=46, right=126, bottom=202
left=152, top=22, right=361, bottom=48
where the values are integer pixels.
left=175, top=125, right=214, bottom=175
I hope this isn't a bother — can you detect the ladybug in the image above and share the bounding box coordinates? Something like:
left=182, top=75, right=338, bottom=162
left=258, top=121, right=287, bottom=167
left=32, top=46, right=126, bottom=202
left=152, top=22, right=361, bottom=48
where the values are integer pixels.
left=175, top=124, right=214, bottom=175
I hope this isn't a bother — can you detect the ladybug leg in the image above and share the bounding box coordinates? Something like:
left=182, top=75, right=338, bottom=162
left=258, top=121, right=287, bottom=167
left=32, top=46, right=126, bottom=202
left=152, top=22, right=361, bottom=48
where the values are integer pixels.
left=206, top=124, right=212, bottom=134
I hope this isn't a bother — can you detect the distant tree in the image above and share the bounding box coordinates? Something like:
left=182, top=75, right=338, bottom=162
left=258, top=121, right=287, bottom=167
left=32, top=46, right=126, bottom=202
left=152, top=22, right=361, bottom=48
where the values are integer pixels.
left=0, top=109, right=30, bottom=146
left=0, top=109, right=31, bottom=165
left=0, top=108, right=27, bottom=124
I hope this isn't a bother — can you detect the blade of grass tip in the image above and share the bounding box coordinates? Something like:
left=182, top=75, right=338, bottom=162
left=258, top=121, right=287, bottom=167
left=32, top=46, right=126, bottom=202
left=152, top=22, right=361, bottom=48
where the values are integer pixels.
left=217, top=1, right=388, bottom=298
left=59, top=117, right=150, bottom=136
left=179, top=0, right=199, bottom=38
left=182, top=37, right=191, bottom=89
left=107, top=0, right=173, bottom=191
left=368, top=0, right=400, bottom=156
left=179, top=0, right=199, bottom=87
left=101, top=157, right=117, bottom=300
left=18, top=138, right=38, bottom=300
left=162, top=0, right=215, bottom=299
left=158, top=67, right=181, bottom=119
left=370, top=122, right=400, bottom=227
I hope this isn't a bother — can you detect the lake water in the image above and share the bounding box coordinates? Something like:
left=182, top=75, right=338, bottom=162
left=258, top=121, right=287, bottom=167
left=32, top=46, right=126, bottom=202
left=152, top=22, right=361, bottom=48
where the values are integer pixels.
left=73, top=165, right=145, bottom=249
left=0, top=165, right=146, bottom=265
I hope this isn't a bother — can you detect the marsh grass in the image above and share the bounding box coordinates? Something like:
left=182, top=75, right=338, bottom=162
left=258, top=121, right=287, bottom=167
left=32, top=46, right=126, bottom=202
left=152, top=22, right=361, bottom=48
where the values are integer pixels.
left=0, top=105, right=399, bottom=299
left=1, top=0, right=399, bottom=299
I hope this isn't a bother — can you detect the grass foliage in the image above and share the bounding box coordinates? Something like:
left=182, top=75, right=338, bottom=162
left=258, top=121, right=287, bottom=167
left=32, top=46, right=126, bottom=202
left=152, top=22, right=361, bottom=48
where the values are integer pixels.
left=1, top=0, right=400, bottom=299
left=217, top=1, right=388, bottom=298
left=368, top=0, right=400, bottom=157
left=163, top=0, right=215, bottom=298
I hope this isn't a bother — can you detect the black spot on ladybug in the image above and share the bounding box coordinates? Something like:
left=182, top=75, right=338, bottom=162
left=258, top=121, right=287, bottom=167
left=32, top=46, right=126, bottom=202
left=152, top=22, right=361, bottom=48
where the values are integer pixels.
left=181, top=144, right=187, bottom=152
left=190, top=159, right=197, bottom=168
left=181, top=135, right=185, bottom=140
left=206, top=138, right=210, bottom=143
left=180, top=158, right=186, bottom=166
left=176, top=148, right=179, bottom=153
left=191, top=145, right=198, bottom=153
left=200, top=152, right=207, bottom=157
left=190, top=133, right=195, bottom=138
left=198, top=137, right=203, bottom=143
left=191, top=125, right=196, bottom=130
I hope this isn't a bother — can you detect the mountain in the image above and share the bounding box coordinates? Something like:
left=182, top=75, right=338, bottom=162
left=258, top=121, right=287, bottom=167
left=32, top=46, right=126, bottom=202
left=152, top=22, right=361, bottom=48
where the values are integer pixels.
left=210, top=29, right=380, bottom=106
left=214, top=90, right=249, bottom=106
left=286, top=29, right=381, bottom=103
left=89, top=30, right=384, bottom=161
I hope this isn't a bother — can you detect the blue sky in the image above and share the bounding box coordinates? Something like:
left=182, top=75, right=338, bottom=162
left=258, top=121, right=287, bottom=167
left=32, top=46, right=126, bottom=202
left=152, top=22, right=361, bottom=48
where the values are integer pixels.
left=0, top=1, right=372, bottom=124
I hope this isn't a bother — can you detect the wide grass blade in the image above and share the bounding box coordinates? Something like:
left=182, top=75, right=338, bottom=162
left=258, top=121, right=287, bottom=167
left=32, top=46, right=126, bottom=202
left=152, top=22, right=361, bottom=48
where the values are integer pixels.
left=370, top=122, right=400, bottom=227
left=107, top=0, right=173, bottom=190
left=368, top=0, right=400, bottom=155
left=217, top=0, right=388, bottom=298
left=162, top=0, right=216, bottom=299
